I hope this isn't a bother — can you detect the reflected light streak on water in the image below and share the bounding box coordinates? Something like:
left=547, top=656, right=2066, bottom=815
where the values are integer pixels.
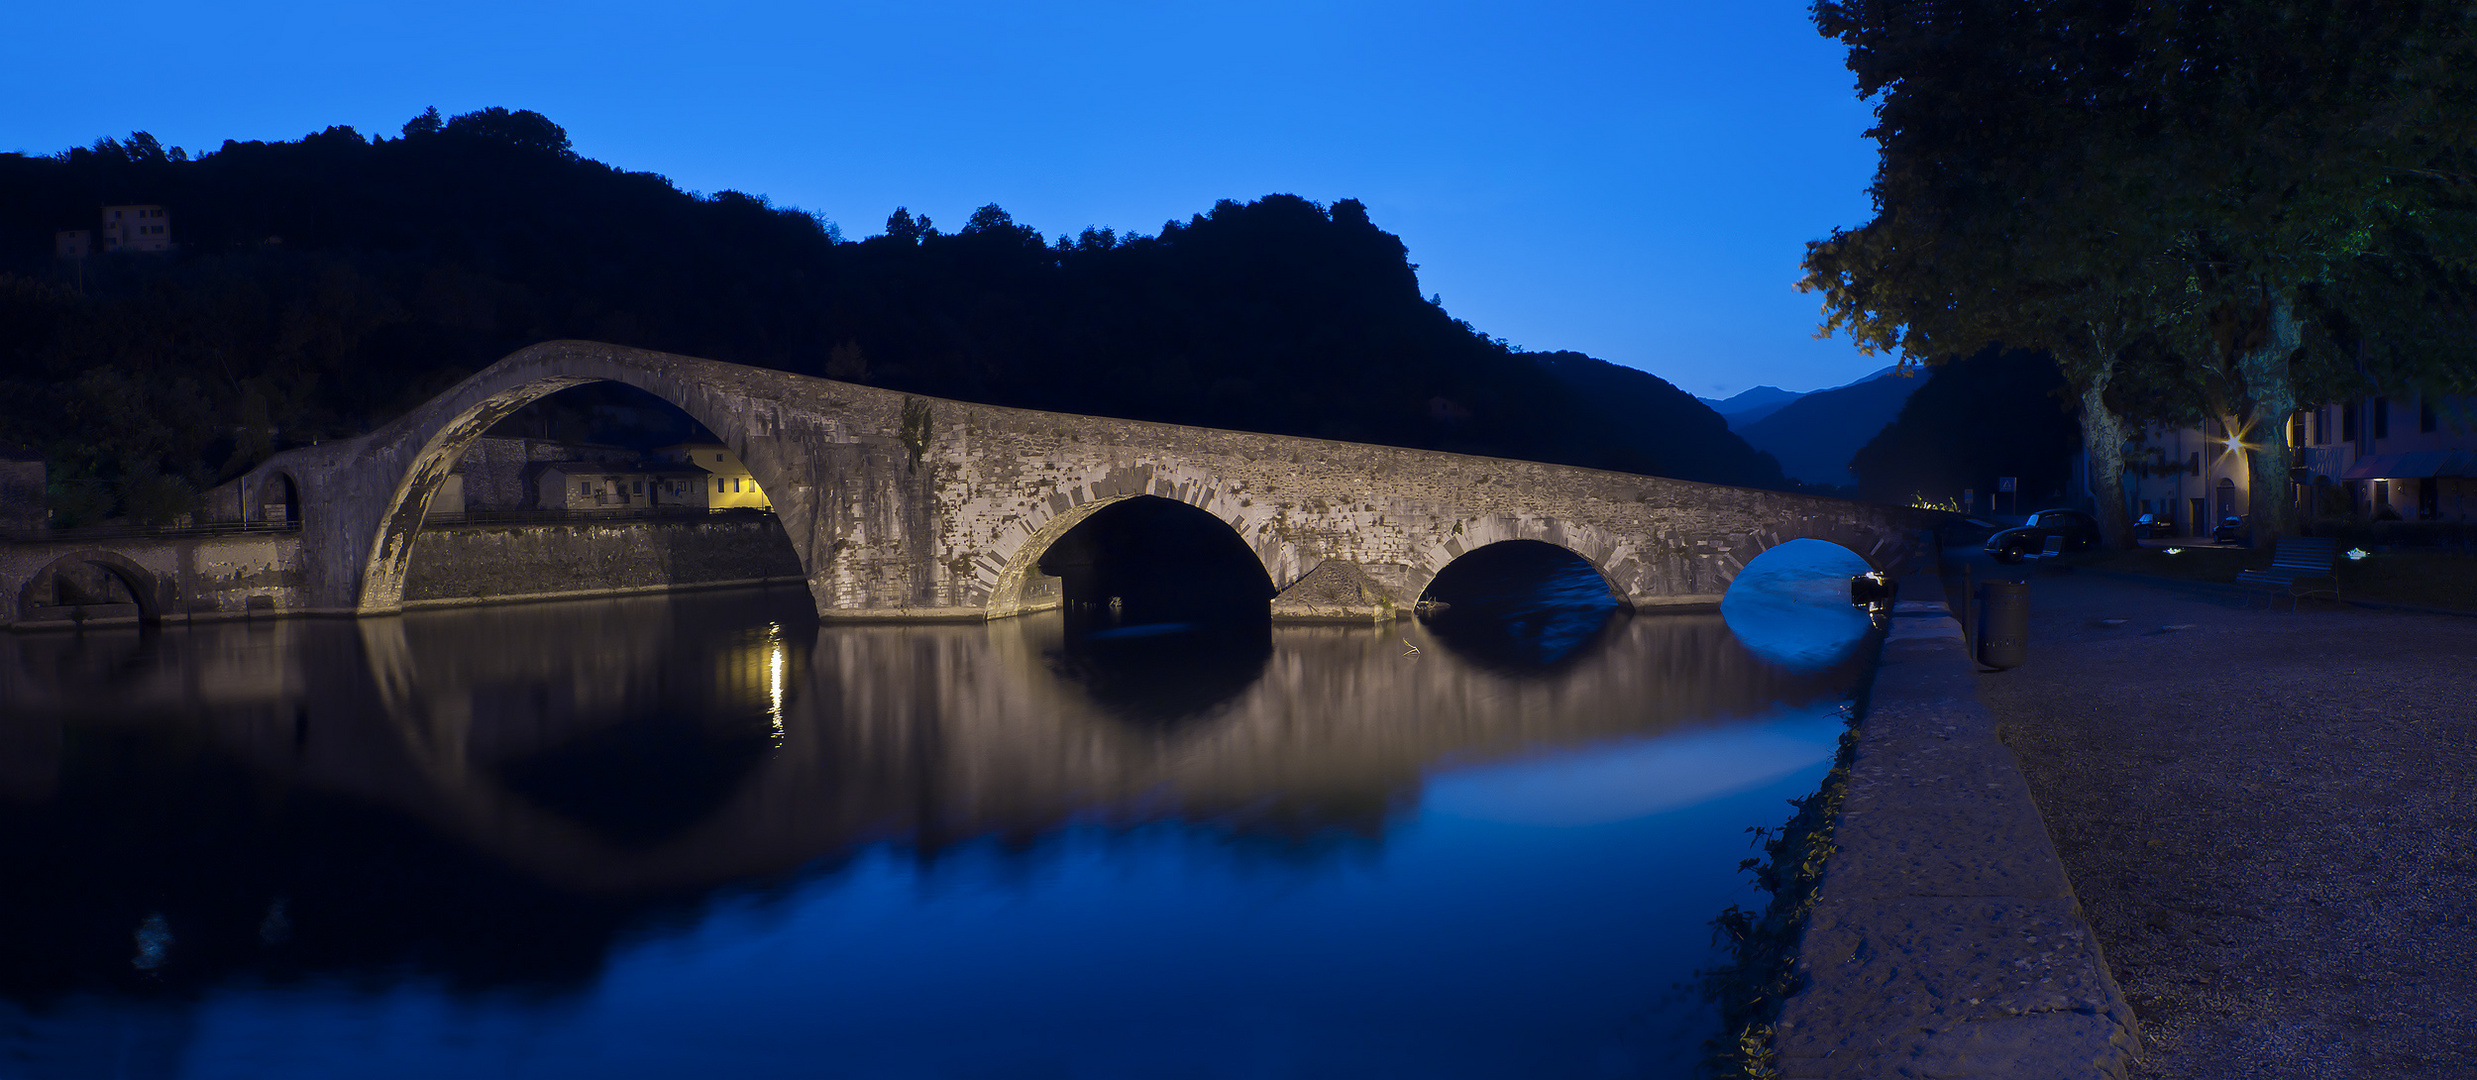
left=0, top=564, right=1878, bottom=1079
left=765, top=622, right=785, bottom=743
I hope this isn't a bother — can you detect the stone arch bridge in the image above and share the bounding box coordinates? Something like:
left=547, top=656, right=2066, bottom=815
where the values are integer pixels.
left=7, top=341, right=1931, bottom=627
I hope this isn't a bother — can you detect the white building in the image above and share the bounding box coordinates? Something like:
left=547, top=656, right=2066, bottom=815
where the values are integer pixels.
left=2126, top=393, right=2477, bottom=536
left=100, top=205, right=171, bottom=253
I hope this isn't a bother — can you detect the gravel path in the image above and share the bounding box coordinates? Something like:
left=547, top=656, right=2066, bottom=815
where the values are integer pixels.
left=1955, top=556, right=2477, bottom=1078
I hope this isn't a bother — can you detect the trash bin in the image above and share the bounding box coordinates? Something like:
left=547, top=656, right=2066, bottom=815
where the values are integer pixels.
left=1976, top=580, right=2028, bottom=670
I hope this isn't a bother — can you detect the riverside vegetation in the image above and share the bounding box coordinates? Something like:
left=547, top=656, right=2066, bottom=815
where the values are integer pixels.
left=1699, top=699, right=1865, bottom=1079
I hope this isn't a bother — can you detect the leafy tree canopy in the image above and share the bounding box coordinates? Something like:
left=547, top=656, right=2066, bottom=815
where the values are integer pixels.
left=1804, top=0, right=2477, bottom=543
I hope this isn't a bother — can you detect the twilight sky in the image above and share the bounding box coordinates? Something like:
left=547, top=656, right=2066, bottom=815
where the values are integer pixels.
left=1, top=1, right=1884, bottom=399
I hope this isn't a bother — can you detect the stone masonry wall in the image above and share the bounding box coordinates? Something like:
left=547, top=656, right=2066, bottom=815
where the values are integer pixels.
left=398, top=516, right=805, bottom=606
left=1, top=531, right=306, bottom=630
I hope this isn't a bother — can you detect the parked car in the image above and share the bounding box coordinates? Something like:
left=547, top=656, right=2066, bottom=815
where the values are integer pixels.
left=2133, top=512, right=2172, bottom=539
left=1985, top=508, right=2102, bottom=563
left=2212, top=515, right=2247, bottom=545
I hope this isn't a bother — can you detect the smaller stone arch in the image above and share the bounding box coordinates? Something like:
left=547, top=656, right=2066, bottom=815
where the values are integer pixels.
left=256, top=470, right=304, bottom=526
left=1719, top=537, right=1878, bottom=672
left=1407, top=515, right=1641, bottom=614
left=17, top=550, right=168, bottom=626
left=981, top=470, right=1296, bottom=620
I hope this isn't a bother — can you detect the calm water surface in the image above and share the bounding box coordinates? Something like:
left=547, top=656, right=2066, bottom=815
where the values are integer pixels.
left=1, top=552, right=1875, bottom=1079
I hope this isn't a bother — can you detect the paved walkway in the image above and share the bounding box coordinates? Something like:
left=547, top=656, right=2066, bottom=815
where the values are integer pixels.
left=1955, top=555, right=2477, bottom=1078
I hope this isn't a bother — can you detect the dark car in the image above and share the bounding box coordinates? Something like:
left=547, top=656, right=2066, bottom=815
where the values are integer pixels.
left=2133, top=512, right=2172, bottom=539
left=1985, top=508, right=2101, bottom=563
left=2212, top=515, right=2247, bottom=545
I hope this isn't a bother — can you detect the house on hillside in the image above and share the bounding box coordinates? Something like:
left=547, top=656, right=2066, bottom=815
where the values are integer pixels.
left=100, top=205, right=171, bottom=253
left=2123, top=392, right=2477, bottom=537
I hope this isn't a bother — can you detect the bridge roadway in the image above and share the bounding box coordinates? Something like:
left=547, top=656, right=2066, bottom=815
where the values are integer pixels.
left=5, top=341, right=1930, bottom=628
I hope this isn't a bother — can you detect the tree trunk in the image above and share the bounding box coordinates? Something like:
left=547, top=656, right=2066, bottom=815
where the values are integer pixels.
left=2235, top=292, right=2303, bottom=545
left=2077, top=368, right=2139, bottom=550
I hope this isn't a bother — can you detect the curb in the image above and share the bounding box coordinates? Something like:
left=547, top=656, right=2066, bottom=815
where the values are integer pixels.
left=1774, top=570, right=2137, bottom=1078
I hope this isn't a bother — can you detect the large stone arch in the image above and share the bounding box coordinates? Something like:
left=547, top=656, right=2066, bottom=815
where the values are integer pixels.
left=348, top=347, right=820, bottom=615
left=17, top=549, right=169, bottom=626
left=979, top=466, right=1306, bottom=620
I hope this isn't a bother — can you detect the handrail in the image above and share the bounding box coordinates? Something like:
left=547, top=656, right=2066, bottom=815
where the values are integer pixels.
left=0, top=506, right=778, bottom=543
left=0, top=520, right=303, bottom=543
left=422, top=506, right=778, bottom=527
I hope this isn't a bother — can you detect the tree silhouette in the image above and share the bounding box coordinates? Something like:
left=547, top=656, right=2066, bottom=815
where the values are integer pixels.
left=0, top=111, right=1788, bottom=523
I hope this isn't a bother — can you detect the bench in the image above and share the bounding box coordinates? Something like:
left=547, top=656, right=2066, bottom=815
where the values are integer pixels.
left=2235, top=536, right=2341, bottom=611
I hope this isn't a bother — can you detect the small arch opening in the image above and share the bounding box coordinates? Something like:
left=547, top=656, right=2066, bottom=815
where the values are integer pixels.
left=1030, top=495, right=1275, bottom=724
left=1718, top=539, right=1874, bottom=673
left=25, top=554, right=157, bottom=626
left=1415, top=540, right=1623, bottom=671
left=262, top=473, right=301, bottom=526
left=1035, top=495, right=1274, bottom=631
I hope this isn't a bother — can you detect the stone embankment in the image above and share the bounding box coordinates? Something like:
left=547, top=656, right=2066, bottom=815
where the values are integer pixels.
left=2, top=516, right=804, bottom=630
left=1774, top=570, right=2137, bottom=1077
left=400, top=515, right=803, bottom=608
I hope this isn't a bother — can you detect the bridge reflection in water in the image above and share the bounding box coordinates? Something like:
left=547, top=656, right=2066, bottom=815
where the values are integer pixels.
left=0, top=573, right=1874, bottom=1078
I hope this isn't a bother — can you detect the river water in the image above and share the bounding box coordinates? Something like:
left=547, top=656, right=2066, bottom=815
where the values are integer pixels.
left=0, top=545, right=1877, bottom=1079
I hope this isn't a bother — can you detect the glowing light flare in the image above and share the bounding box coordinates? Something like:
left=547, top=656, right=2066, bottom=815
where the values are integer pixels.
left=2346, top=547, right=2370, bottom=562
left=2165, top=547, right=2183, bottom=555
left=2215, top=416, right=2257, bottom=457
left=765, top=622, right=786, bottom=741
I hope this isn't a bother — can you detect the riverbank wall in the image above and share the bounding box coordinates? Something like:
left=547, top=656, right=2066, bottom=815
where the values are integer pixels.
left=2, top=517, right=803, bottom=630
left=399, top=516, right=804, bottom=609
left=1771, top=570, right=2138, bottom=1077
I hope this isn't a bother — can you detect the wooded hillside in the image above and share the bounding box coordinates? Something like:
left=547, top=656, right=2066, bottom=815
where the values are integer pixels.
left=0, top=109, right=1786, bottom=524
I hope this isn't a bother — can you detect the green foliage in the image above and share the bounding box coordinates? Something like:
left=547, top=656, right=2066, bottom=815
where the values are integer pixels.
left=1803, top=0, right=2477, bottom=545
left=0, top=112, right=1789, bottom=522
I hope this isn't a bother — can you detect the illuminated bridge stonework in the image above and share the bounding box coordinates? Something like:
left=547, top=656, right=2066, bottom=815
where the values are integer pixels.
left=12, top=341, right=1934, bottom=626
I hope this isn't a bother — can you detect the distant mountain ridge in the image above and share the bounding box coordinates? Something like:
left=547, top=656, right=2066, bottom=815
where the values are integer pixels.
left=1728, top=367, right=1923, bottom=488
left=1697, top=385, right=1804, bottom=428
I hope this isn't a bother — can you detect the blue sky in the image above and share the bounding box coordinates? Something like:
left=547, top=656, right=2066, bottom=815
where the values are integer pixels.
left=1, top=1, right=1884, bottom=399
